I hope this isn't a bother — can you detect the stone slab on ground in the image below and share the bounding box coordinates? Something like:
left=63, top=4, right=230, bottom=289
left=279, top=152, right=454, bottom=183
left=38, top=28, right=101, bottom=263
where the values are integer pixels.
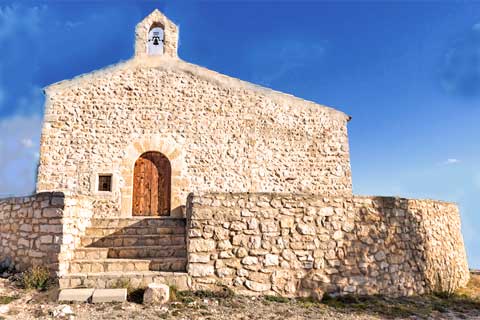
left=58, top=288, right=95, bottom=302
left=92, top=289, right=127, bottom=303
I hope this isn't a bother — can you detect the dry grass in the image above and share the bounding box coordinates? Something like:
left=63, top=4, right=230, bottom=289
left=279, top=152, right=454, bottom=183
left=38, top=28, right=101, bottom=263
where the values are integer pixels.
left=457, top=273, right=480, bottom=299
left=0, top=273, right=479, bottom=320
left=317, top=274, right=480, bottom=319
left=21, top=266, right=51, bottom=291
left=0, top=295, right=18, bottom=305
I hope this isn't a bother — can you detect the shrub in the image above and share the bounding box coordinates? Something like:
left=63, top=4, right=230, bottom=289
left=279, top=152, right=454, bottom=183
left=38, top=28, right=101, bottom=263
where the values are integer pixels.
left=22, top=266, right=51, bottom=290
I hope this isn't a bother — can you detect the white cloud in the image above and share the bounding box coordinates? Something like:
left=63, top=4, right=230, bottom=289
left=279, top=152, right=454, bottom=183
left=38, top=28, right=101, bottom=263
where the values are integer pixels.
left=0, top=114, right=42, bottom=197
left=440, top=22, right=480, bottom=98
left=0, top=4, right=44, bottom=41
left=442, top=158, right=461, bottom=165
left=473, top=22, right=480, bottom=32
left=20, top=138, right=34, bottom=148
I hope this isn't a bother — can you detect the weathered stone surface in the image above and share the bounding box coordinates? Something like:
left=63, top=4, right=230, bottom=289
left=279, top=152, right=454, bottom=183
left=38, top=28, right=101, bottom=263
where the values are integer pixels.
left=187, top=193, right=470, bottom=299
left=189, top=254, right=210, bottom=263
left=0, top=9, right=470, bottom=304
left=374, top=251, right=386, bottom=261
left=296, top=224, right=316, bottom=235
left=241, top=256, right=258, bottom=265
left=189, top=239, right=215, bottom=253
left=92, top=289, right=127, bottom=303
left=264, top=254, right=279, bottom=267
left=58, top=288, right=95, bottom=302
left=0, top=193, right=93, bottom=273
left=143, top=283, right=169, bottom=304
left=36, top=9, right=353, bottom=220
left=189, top=264, right=214, bottom=277
left=245, top=280, right=271, bottom=292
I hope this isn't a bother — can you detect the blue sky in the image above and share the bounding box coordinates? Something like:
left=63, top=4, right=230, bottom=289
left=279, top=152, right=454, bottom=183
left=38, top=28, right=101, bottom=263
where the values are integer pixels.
left=0, top=1, right=479, bottom=267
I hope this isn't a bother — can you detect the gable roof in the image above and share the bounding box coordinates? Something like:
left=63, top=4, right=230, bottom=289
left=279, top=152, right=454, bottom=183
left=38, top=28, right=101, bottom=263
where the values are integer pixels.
left=44, top=9, right=350, bottom=121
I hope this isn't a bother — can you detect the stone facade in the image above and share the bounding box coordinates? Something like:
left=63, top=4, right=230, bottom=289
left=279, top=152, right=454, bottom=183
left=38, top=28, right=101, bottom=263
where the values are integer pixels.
left=0, top=9, right=470, bottom=297
left=36, top=10, right=352, bottom=218
left=186, top=193, right=469, bottom=297
left=0, top=193, right=93, bottom=273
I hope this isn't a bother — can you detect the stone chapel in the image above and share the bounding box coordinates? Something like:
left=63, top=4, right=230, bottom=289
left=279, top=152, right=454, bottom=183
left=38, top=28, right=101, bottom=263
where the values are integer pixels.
left=0, top=9, right=469, bottom=296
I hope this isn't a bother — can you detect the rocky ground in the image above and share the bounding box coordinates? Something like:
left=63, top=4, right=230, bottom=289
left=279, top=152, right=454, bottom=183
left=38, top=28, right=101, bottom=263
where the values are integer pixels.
left=0, top=274, right=479, bottom=320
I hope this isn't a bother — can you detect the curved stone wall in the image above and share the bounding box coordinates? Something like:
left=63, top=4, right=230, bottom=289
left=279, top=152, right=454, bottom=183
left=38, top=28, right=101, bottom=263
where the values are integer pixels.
left=186, top=193, right=469, bottom=297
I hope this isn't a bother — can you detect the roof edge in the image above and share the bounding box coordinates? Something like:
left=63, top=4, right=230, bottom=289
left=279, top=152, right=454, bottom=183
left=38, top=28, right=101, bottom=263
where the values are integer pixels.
left=44, top=56, right=350, bottom=120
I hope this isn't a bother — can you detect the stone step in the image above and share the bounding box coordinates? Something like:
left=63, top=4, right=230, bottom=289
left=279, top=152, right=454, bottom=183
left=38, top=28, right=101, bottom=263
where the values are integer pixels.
left=149, top=257, right=186, bottom=272
left=69, top=259, right=151, bottom=273
left=68, top=257, right=187, bottom=274
left=84, top=226, right=186, bottom=237
left=59, top=271, right=191, bottom=290
left=74, top=248, right=109, bottom=260
left=90, top=218, right=186, bottom=229
left=107, top=245, right=187, bottom=259
left=81, top=234, right=186, bottom=247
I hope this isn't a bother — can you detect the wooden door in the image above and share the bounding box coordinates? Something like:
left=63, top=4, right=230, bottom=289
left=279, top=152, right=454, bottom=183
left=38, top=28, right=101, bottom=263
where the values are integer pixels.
left=132, top=152, right=171, bottom=216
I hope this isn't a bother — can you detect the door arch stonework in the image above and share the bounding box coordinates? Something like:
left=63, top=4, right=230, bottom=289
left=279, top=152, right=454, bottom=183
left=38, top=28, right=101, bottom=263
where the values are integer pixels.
left=119, top=136, right=188, bottom=217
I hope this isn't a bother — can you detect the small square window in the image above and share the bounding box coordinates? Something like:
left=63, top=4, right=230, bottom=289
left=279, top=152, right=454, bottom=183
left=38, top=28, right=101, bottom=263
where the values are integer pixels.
left=98, top=175, right=112, bottom=192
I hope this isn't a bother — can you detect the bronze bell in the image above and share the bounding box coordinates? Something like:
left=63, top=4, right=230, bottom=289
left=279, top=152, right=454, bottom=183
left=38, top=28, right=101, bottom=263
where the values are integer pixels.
left=153, top=36, right=160, bottom=45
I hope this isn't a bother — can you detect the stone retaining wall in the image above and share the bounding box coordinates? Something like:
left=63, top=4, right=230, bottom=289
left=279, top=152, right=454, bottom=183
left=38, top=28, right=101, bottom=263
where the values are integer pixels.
left=186, top=193, right=469, bottom=297
left=0, top=193, right=93, bottom=273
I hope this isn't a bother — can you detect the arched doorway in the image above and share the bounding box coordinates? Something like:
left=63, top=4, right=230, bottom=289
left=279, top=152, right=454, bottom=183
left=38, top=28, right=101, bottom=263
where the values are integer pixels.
left=132, top=151, right=171, bottom=216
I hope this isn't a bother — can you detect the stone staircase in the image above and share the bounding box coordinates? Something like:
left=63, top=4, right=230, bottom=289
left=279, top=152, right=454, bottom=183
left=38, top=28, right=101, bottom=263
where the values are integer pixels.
left=59, top=217, right=190, bottom=290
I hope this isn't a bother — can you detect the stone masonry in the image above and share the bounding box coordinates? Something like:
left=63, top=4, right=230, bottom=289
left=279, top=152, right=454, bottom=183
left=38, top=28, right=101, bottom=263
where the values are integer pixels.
left=0, top=192, right=93, bottom=273
left=36, top=10, right=352, bottom=218
left=0, top=9, right=470, bottom=297
left=186, top=193, right=469, bottom=297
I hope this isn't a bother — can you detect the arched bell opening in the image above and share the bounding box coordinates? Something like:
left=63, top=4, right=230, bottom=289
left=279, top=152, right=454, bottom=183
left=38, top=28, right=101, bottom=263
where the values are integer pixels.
left=147, top=22, right=165, bottom=56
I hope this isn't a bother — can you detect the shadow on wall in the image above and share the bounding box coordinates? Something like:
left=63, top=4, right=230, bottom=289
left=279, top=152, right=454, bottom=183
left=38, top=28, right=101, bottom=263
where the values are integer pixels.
left=0, top=192, right=67, bottom=273
left=299, top=196, right=470, bottom=297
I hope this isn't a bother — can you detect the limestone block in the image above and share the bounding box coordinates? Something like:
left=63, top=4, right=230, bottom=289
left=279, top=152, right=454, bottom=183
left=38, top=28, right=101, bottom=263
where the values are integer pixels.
left=92, top=289, right=127, bottom=303
left=374, top=251, right=386, bottom=261
left=236, top=248, right=248, bottom=258
left=319, top=207, right=334, bottom=216
left=42, top=207, right=62, bottom=218
left=332, top=230, right=343, bottom=240
left=40, top=224, right=62, bottom=233
left=189, top=253, right=210, bottom=263
left=260, top=221, right=278, bottom=233
left=143, top=283, right=170, bottom=304
left=245, top=280, right=271, bottom=292
left=241, top=256, right=258, bottom=265
left=296, top=224, right=315, bottom=235
left=189, top=264, right=214, bottom=277
left=264, top=254, right=279, bottom=266
left=280, top=217, right=294, bottom=229
left=216, top=267, right=235, bottom=278
left=189, top=239, right=215, bottom=253
left=217, top=240, right=233, bottom=250
left=58, top=289, right=95, bottom=302
left=19, top=224, right=33, bottom=232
